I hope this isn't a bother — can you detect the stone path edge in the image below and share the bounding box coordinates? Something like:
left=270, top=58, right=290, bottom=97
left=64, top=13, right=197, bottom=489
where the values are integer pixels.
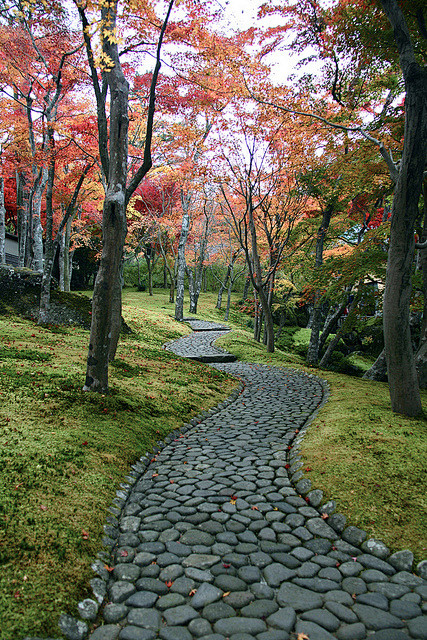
left=195, top=327, right=427, bottom=581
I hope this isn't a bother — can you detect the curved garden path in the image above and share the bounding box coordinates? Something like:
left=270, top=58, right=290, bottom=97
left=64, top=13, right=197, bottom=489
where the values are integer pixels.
left=87, top=321, right=426, bottom=640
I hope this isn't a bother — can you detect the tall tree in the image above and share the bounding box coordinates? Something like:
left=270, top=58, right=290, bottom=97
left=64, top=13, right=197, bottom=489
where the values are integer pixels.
left=77, top=0, right=175, bottom=392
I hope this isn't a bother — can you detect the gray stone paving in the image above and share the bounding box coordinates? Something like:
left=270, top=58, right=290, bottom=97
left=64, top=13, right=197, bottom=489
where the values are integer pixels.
left=85, top=323, right=426, bottom=640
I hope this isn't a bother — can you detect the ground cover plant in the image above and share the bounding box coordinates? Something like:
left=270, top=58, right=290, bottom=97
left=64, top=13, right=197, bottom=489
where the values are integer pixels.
left=0, top=290, right=238, bottom=640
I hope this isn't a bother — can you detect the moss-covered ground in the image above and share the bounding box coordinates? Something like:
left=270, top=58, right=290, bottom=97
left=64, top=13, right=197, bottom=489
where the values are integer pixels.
left=0, top=287, right=425, bottom=639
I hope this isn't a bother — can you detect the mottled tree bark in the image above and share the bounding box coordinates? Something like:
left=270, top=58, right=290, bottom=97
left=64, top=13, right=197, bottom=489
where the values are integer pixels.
left=363, top=348, right=388, bottom=382
left=307, top=204, right=332, bottom=365
left=380, top=0, right=426, bottom=416
left=0, top=178, right=5, bottom=264
left=80, top=0, right=174, bottom=391
left=175, top=192, right=191, bottom=321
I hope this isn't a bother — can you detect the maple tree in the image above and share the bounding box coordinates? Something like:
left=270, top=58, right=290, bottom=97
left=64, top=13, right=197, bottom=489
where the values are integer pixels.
left=251, top=0, right=426, bottom=416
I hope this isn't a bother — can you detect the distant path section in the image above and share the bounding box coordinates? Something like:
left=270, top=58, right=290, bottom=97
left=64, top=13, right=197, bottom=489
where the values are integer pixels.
left=88, top=322, right=426, bottom=640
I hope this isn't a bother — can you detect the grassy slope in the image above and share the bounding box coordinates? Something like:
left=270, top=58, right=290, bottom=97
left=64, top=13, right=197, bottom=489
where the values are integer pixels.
left=0, top=288, right=426, bottom=639
left=0, top=290, right=237, bottom=640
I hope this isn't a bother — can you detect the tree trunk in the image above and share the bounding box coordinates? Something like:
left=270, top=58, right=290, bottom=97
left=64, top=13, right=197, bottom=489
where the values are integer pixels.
left=61, top=215, right=74, bottom=292
left=187, top=266, right=197, bottom=314
left=319, top=295, right=359, bottom=369
left=31, top=168, right=48, bottom=272
left=380, top=0, right=426, bottom=416
left=416, top=185, right=427, bottom=388
left=307, top=204, right=332, bottom=365
left=319, top=296, right=350, bottom=353
left=16, top=172, right=28, bottom=268
left=59, top=230, right=65, bottom=291
left=224, top=266, right=234, bottom=321
left=363, top=348, right=388, bottom=382
left=38, top=144, right=56, bottom=324
left=145, top=251, right=153, bottom=295
left=242, top=274, right=251, bottom=300
left=169, top=276, right=175, bottom=303
left=175, top=191, right=190, bottom=321
left=248, top=204, right=275, bottom=352
left=0, top=178, right=5, bottom=264
left=84, top=11, right=129, bottom=391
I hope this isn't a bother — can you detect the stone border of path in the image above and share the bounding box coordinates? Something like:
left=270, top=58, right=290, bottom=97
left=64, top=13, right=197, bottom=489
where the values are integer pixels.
left=24, top=322, right=426, bottom=640
left=173, top=322, right=427, bottom=581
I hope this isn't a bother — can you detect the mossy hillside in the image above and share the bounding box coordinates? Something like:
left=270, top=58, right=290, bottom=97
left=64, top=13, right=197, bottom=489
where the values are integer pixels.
left=0, top=291, right=238, bottom=640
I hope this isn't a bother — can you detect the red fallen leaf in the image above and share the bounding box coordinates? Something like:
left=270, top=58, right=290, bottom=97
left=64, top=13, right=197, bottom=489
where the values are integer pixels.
left=152, top=473, right=159, bottom=477
left=295, top=429, right=299, bottom=434
left=305, top=497, right=310, bottom=502
left=188, top=588, right=196, bottom=596
left=336, top=562, right=340, bottom=568
left=222, top=591, right=231, bottom=597
left=105, top=565, right=115, bottom=572
left=120, top=550, right=128, bottom=557
left=81, top=530, right=90, bottom=539
left=82, top=441, right=88, bottom=446
left=321, top=512, right=329, bottom=520
left=165, top=580, right=173, bottom=588
left=285, top=464, right=290, bottom=469
left=170, top=480, right=175, bottom=484
left=39, top=505, right=48, bottom=511
left=14, top=483, right=23, bottom=490
left=251, top=505, right=259, bottom=511
left=223, top=563, right=231, bottom=568
left=305, top=467, right=312, bottom=472
left=14, top=590, right=21, bottom=600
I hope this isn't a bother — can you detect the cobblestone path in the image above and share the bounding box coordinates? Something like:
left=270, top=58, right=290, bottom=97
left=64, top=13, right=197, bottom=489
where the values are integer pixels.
left=88, top=323, right=426, bottom=640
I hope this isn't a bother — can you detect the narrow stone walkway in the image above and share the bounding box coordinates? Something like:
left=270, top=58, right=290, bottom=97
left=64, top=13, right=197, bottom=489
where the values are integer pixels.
left=89, top=323, right=426, bottom=640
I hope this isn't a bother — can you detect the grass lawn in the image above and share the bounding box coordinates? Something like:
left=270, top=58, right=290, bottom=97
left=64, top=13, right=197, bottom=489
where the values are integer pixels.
left=0, top=287, right=426, bottom=638
left=0, top=289, right=237, bottom=640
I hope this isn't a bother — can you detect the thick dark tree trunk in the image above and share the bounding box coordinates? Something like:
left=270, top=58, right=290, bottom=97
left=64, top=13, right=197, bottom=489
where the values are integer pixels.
left=84, top=3, right=129, bottom=391
left=380, top=0, right=427, bottom=416
left=415, top=186, right=427, bottom=388
left=80, top=0, right=174, bottom=392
